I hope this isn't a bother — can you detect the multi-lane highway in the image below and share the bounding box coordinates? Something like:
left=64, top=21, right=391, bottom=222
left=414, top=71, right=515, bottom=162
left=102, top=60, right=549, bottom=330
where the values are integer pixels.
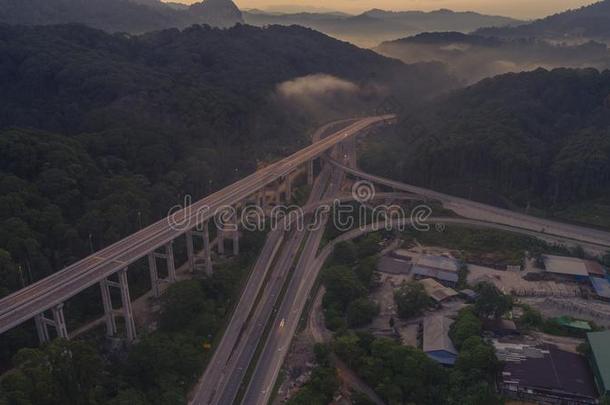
left=190, top=165, right=333, bottom=404
left=232, top=152, right=610, bottom=405
left=242, top=155, right=346, bottom=405
left=189, top=119, right=362, bottom=405
left=0, top=115, right=393, bottom=336
left=327, top=158, right=610, bottom=249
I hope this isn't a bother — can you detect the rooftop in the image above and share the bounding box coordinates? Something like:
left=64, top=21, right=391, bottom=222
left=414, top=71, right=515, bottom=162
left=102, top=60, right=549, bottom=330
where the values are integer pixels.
left=587, top=330, right=610, bottom=392
left=416, top=255, right=460, bottom=273
left=496, top=342, right=598, bottom=399
left=585, top=260, right=607, bottom=277
left=411, top=266, right=459, bottom=283
left=419, top=278, right=458, bottom=303
left=543, top=255, right=590, bottom=277
left=377, top=256, right=410, bottom=275
left=553, top=316, right=592, bottom=331
left=590, top=276, right=610, bottom=299
left=423, top=315, right=457, bottom=355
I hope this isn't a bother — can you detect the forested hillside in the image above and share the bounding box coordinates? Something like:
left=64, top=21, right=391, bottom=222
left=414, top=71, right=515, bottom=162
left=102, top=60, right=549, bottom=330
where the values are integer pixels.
left=476, top=0, right=610, bottom=41
left=0, top=23, right=454, bottom=296
left=0, top=0, right=244, bottom=32
left=361, top=68, right=610, bottom=225
left=243, top=8, right=522, bottom=48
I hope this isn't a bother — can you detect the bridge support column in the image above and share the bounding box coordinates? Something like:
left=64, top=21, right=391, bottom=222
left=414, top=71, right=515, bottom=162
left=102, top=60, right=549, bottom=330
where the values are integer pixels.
left=307, top=160, right=314, bottom=185
left=100, top=279, right=117, bottom=336
left=148, top=253, right=159, bottom=298
left=51, top=304, right=69, bottom=339
left=217, top=225, right=225, bottom=256
left=165, top=243, right=176, bottom=283
left=34, top=314, right=50, bottom=344
left=284, top=175, right=292, bottom=203
left=232, top=212, right=239, bottom=256
left=34, top=304, right=69, bottom=344
left=204, top=222, right=213, bottom=275
left=118, top=269, right=137, bottom=342
left=274, top=181, right=282, bottom=205
left=348, top=137, right=357, bottom=168
left=186, top=231, right=195, bottom=273
left=260, top=190, right=268, bottom=212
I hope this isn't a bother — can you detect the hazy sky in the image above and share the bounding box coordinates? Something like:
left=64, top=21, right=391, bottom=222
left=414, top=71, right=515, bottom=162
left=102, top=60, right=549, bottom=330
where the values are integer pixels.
left=175, top=0, right=597, bottom=19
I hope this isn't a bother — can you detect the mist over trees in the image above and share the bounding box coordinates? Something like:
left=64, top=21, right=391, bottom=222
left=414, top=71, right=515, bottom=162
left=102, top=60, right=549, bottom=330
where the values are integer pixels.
left=243, top=8, right=523, bottom=48
left=377, top=31, right=610, bottom=84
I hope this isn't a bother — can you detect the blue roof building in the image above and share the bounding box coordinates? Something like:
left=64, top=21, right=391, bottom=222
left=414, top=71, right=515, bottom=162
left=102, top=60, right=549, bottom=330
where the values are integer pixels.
left=423, top=316, right=458, bottom=366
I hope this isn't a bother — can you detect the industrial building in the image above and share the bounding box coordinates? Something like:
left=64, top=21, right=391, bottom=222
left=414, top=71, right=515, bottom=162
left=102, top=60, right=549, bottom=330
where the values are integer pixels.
left=495, top=342, right=598, bottom=404
left=411, top=255, right=460, bottom=285
left=543, top=255, right=591, bottom=281
left=543, top=255, right=607, bottom=283
left=423, top=316, right=458, bottom=366
left=419, top=278, right=458, bottom=304
left=587, top=330, right=610, bottom=397
left=590, top=276, right=610, bottom=301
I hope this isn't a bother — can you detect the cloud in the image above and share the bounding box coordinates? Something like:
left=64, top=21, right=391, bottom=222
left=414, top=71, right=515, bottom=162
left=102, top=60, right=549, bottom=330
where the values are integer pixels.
left=276, top=73, right=360, bottom=100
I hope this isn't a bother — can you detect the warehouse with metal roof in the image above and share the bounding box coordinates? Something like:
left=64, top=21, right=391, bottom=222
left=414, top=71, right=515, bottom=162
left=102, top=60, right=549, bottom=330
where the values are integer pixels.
left=419, top=278, right=458, bottom=303
left=423, top=316, right=458, bottom=366
left=587, top=330, right=610, bottom=396
left=543, top=255, right=590, bottom=277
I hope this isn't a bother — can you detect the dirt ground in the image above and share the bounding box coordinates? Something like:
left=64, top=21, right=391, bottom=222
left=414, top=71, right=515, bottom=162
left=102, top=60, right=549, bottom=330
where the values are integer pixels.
left=468, top=264, right=583, bottom=298
left=274, top=331, right=317, bottom=404
left=369, top=272, right=411, bottom=332
left=519, top=296, right=610, bottom=328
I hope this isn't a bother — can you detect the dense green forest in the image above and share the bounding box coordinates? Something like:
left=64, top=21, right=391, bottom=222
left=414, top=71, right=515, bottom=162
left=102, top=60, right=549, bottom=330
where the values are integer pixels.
left=0, top=22, right=454, bottom=374
left=361, top=67, right=610, bottom=226
left=0, top=22, right=452, bottom=294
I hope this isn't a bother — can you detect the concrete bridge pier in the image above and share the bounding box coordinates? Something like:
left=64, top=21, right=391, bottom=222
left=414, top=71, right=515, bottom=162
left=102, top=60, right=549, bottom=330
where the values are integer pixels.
left=193, top=221, right=213, bottom=275
left=99, top=269, right=136, bottom=341
left=51, top=304, right=68, bottom=340
left=346, top=137, right=357, bottom=168
left=165, top=243, right=176, bottom=283
left=186, top=230, right=195, bottom=273
left=204, top=222, right=213, bottom=275
left=152, top=243, right=176, bottom=283
left=232, top=211, right=239, bottom=256
left=100, top=279, right=117, bottom=336
left=217, top=226, right=225, bottom=256
left=147, top=253, right=160, bottom=298
left=34, top=314, right=49, bottom=343
left=118, top=269, right=137, bottom=342
left=307, top=159, right=314, bottom=185
left=285, top=174, right=292, bottom=203
left=34, top=303, right=69, bottom=344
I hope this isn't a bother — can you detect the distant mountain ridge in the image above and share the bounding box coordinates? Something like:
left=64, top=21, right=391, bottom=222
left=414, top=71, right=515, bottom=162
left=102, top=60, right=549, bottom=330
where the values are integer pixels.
left=376, top=31, right=610, bottom=84
left=243, top=8, right=522, bottom=47
left=0, top=0, right=244, bottom=32
left=476, top=0, right=610, bottom=40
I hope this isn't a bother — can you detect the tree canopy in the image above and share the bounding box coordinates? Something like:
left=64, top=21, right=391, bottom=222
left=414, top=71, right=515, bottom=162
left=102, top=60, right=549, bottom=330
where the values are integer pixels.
left=393, top=281, right=430, bottom=319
